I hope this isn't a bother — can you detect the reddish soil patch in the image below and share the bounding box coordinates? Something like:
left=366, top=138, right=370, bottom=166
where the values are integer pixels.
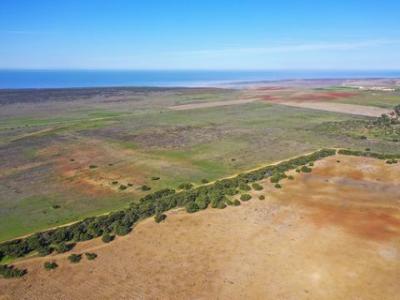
left=292, top=92, right=357, bottom=101
left=1, top=155, right=399, bottom=300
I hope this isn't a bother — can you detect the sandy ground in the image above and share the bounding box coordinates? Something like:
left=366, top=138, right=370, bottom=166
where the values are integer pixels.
left=1, top=155, right=399, bottom=300
left=275, top=101, right=391, bottom=117
left=169, top=98, right=257, bottom=110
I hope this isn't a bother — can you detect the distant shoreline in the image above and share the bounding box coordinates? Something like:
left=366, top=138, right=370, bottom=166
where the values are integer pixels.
left=1, top=70, right=400, bottom=89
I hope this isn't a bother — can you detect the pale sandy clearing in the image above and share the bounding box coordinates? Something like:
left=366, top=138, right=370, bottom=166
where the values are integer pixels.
left=276, top=101, right=391, bottom=117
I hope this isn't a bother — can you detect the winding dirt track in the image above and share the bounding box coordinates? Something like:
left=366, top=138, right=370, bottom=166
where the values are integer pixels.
left=1, top=155, right=399, bottom=300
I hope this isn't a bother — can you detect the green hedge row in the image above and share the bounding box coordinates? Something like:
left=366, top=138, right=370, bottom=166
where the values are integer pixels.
left=0, top=148, right=336, bottom=262
left=338, top=149, right=400, bottom=160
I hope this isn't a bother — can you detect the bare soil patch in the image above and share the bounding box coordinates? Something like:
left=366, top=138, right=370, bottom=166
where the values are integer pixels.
left=1, top=156, right=399, bottom=300
left=274, top=101, right=391, bottom=117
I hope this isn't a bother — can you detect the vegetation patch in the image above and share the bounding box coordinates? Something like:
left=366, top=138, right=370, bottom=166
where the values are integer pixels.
left=240, top=194, right=252, bottom=201
left=0, top=149, right=337, bottom=260
left=68, top=254, right=82, bottom=263
left=251, top=183, right=263, bottom=191
left=44, top=261, right=58, bottom=270
left=85, top=252, right=98, bottom=260
left=0, top=264, right=27, bottom=278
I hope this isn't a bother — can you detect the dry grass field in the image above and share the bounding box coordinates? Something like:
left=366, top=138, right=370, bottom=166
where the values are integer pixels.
left=1, top=154, right=399, bottom=300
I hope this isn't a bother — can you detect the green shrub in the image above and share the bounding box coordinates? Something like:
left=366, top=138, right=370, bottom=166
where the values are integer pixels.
left=151, top=177, right=160, bottom=181
left=251, top=183, right=263, bottom=191
left=141, top=185, right=151, bottom=191
left=216, top=201, right=227, bottom=209
left=115, top=224, right=131, bottom=236
left=201, top=178, right=209, bottom=184
left=178, top=183, right=193, bottom=190
left=300, top=166, right=312, bottom=173
left=101, top=233, right=114, bottom=243
left=270, top=173, right=287, bottom=183
left=54, top=242, right=74, bottom=254
left=259, top=195, right=265, bottom=200
left=119, top=185, right=127, bottom=190
left=288, top=175, right=294, bottom=180
left=37, top=246, right=53, bottom=256
left=295, top=168, right=301, bottom=173
left=274, top=184, right=282, bottom=189
left=195, top=194, right=209, bottom=210
left=308, top=162, right=314, bottom=166
left=85, top=253, right=97, bottom=260
left=225, top=188, right=238, bottom=196
left=240, top=194, right=252, bottom=201
left=112, top=181, right=118, bottom=185
left=232, top=199, right=241, bottom=206
left=89, top=165, right=98, bottom=169
left=185, top=202, right=200, bottom=213
left=154, top=213, right=167, bottom=223
left=239, top=182, right=251, bottom=191
left=0, top=264, right=27, bottom=278
left=44, top=261, right=58, bottom=270
left=68, top=254, right=82, bottom=263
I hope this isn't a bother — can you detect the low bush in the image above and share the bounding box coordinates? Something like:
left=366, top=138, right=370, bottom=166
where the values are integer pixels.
left=186, top=202, right=200, bottom=213
left=308, top=162, right=314, bottom=166
left=151, top=176, right=160, bottom=181
left=232, top=199, right=241, bottom=206
left=119, top=185, right=127, bottom=191
left=201, top=178, right=209, bottom=184
left=251, top=183, right=263, bottom=191
left=154, top=213, right=167, bottom=223
left=259, top=195, right=265, bottom=200
left=141, top=185, right=151, bottom=191
left=68, top=254, right=82, bottom=263
left=54, top=242, right=74, bottom=254
left=178, top=183, right=193, bottom=190
left=112, top=181, right=118, bottom=185
left=101, top=233, right=114, bottom=243
left=275, top=184, right=282, bottom=189
left=270, top=173, right=287, bottom=183
left=386, top=159, right=398, bottom=164
left=240, top=194, right=252, bottom=201
left=44, top=261, right=58, bottom=270
left=38, top=246, right=53, bottom=256
left=0, top=264, right=27, bottom=278
left=85, top=253, right=97, bottom=260
left=300, top=166, right=312, bottom=173
left=288, top=175, right=294, bottom=180
left=89, top=165, right=98, bottom=169
left=239, top=182, right=251, bottom=191
left=115, top=224, right=131, bottom=236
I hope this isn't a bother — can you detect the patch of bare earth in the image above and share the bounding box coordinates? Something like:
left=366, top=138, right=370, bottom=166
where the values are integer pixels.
left=273, top=101, right=391, bottom=117
left=1, top=155, right=399, bottom=300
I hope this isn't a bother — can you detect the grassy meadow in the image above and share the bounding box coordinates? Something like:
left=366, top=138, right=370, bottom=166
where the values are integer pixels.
left=0, top=85, right=399, bottom=242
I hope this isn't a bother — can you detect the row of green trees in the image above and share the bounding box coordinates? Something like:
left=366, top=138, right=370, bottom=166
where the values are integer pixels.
left=337, top=149, right=400, bottom=160
left=0, top=149, right=336, bottom=262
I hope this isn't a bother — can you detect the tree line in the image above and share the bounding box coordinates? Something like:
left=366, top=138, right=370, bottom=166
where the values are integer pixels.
left=0, top=149, right=336, bottom=263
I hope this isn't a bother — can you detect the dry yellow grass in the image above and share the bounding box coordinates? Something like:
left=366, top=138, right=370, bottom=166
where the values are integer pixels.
left=1, top=155, right=399, bottom=300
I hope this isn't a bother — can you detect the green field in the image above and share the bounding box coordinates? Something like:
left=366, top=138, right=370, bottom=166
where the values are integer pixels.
left=1, top=85, right=399, bottom=242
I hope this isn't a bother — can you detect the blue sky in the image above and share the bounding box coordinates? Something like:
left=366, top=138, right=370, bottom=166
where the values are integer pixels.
left=1, top=0, right=400, bottom=70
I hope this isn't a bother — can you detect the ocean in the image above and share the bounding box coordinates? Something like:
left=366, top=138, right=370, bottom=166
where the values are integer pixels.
left=0, top=70, right=400, bottom=89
